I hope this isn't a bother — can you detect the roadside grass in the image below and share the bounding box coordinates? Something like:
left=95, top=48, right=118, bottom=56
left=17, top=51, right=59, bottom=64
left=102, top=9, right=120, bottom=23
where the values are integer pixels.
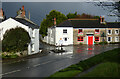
left=81, top=62, right=119, bottom=77
left=49, top=48, right=120, bottom=78
left=50, top=70, right=81, bottom=77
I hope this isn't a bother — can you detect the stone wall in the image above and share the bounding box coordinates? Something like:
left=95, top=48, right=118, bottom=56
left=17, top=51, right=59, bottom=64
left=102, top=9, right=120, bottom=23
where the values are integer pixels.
left=106, top=28, right=120, bottom=42
left=73, top=28, right=108, bottom=44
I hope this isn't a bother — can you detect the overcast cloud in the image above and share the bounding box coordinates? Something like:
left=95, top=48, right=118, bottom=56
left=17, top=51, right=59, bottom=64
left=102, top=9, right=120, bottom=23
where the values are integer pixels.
left=1, top=0, right=120, bottom=2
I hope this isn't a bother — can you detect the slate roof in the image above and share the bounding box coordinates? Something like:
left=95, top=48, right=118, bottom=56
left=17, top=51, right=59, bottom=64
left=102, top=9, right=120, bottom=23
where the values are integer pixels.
left=56, top=19, right=120, bottom=28
left=57, top=20, right=73, bottom=27
left=13, top=18, right=39, bottom=29
left=106, top=22, right=120, bottom=28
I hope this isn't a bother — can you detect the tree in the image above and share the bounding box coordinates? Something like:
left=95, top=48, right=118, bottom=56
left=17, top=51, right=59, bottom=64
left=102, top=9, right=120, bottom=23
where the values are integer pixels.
left=2, top=27, right=30, bottom=52
left=66, top=12, right=77, bottom=19
left=40, top=10, right=67, bottom=37
left=95, top=1, right=120, bottom=21
left=76, top=13, right=100, bottom=19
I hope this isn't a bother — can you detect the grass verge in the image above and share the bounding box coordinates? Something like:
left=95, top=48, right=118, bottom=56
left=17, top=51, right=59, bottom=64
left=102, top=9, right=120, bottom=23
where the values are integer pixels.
left=49, top=48, right=120, bottom=78
left=81, top=62, right=119, bottom=77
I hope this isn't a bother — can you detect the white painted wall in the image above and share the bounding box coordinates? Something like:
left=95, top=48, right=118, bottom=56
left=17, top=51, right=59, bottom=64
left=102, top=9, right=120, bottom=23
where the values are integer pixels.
left=0, top=18, right=39, bottom=55
left=0, top=18, right=29, bottom=40
left=55, top=27, right=73, bottom=45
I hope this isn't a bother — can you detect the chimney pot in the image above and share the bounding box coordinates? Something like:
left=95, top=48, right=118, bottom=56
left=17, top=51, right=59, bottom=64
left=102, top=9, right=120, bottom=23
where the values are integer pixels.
left=22, top=6, right=24, bottom=10
left=0, top=8, right=3, bottom=16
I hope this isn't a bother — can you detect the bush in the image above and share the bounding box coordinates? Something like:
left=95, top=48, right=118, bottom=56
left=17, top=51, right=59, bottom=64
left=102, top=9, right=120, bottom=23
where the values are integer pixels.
left=109, top=42, right=120, bottom=44
left=2, top=52, right=19, bottom=59
left=99, top=41, right=108, bottom=44
left=2, top=27, right=30, bottom=52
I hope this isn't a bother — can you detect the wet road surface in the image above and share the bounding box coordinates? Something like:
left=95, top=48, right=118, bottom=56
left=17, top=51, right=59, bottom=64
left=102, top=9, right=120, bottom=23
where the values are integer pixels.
left=1, top=44, right=120, bottom=77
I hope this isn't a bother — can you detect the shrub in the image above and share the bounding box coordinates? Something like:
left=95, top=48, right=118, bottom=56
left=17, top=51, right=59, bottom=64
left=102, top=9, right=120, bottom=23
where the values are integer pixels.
left=2, top=27, right=30, bottom=52
left=99, top=41, right=108, bottom=44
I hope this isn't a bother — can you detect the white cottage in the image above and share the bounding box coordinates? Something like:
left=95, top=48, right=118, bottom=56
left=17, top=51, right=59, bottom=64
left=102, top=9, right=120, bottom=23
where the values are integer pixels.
left=0, top=17, right=39, bottom=55
left=0, top=6, right=40, bottom=55
left=44, top=20, right=73, bottom=46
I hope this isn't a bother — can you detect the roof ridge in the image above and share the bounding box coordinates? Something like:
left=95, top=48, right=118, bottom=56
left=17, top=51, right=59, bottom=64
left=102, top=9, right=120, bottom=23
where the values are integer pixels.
left=68, top=18, right=99, bottom=20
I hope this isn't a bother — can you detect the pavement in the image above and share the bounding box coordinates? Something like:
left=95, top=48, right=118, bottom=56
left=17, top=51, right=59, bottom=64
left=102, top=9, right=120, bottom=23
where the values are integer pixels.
left=1, top=44, right=120, bottom=77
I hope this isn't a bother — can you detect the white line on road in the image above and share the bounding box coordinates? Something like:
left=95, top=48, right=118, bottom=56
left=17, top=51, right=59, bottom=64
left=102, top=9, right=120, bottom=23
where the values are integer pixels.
left=33, top=60, right=55, bottom=67
left=2, top=69, right=21, bottom=76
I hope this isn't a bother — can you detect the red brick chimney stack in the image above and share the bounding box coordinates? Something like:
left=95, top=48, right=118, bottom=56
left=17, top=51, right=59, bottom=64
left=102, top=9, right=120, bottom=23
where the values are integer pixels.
left=100, top=16, right=102, bottom=23
left=21, top=5, right=25, bottom=17
left=100, top=16, right=105, bottom=24
left=0, top=8, right=3, bottom=16
left=54, top=17, right=56, bottom=25
left=22, top=5, right=24, bottom=10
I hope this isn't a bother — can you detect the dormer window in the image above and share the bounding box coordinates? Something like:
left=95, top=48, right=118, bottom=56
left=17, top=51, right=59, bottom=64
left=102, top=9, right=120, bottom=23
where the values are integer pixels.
left=78, top=29, right=83, bottom=33
left=95, top=29, right=99, bottom=34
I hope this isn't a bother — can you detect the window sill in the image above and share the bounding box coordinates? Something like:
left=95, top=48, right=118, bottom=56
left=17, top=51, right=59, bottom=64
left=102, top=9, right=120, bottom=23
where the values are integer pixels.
left=95, top=33, right=99, bottom=34
left=78, top=41, right=84, bottom=42
left=107, top=34, right=112, bottom=35
left=115, top=33, right=119, bottom=35
left=78, top=33, right=83, bottom=34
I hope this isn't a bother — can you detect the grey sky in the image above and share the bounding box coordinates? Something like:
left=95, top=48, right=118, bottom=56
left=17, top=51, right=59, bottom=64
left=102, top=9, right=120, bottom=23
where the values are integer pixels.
left=1, top=0, right=119, bottom=2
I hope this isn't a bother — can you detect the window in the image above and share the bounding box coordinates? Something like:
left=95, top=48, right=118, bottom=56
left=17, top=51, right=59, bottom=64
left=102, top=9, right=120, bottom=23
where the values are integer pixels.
left=115, top=29, right=119, bottom=35
left=51, top=30, right=52, bottom=34
left=95, top=37, right=99, bottom=41
left=78, top=37, right=83, bottom=41
left=64, top=38, right=67, bottom=41
left=32, top=30, right=35, bottom=37
left=108, top=30, right=112, bottom=35
left=95, top=29, right=99, bottom=34
left=108, top=37, right=112, bottom=42
left=115, top=36, right=119, bottom=42
left=31, top=44, right=34, bottom=51
left=63, top=29, right=67, bottom=33
left=78, top=29, right=82, bottom=33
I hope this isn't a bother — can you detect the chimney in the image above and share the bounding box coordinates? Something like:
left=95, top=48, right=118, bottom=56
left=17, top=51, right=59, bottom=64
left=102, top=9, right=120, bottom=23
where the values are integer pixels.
left=102, top=16, right=105, bottom=22
left=100, top=16, right=105, bottom=24
left=54, top=17, right=56, bottom=25
left=29, top=11, right=30, bottom=20
left=0, top=8, right=3, bottom=17
left=21, top=6, right=25, bottom=17
left=100, top=16, right=102, bottom=23
left=22, top=5, right=24, bottom=10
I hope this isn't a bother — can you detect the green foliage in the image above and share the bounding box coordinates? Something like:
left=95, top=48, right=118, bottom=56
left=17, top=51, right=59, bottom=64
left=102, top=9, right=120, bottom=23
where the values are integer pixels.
left=109, top=42, right=120, bottom=44
left=2, top=52, right=18, bottom=59
left=66, top=12, right=77, bottom=19
left=79, top=42, right=83, bottom=45
left=40, top=10, right=67, bottom=37
left=81, top=62, right=119, bottom=77
left=2, top=27, right=30, bottom=52
left=76, top=13, right=100, bottom=19
left=99, top=41, right=108, bottom=44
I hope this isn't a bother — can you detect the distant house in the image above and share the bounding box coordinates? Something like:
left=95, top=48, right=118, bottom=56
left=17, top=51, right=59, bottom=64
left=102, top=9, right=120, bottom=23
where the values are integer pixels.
left=43, top=16, right=120, bottom=45
left=0, top=6, right=40, bottom=55
left=43, top=18, right=73, bottom=46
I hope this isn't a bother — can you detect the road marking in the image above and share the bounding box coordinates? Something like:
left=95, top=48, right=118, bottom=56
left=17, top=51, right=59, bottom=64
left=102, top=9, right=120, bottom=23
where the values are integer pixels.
left=2, top=69, right=21, bottom=76
left=33, top=64, right=41, bottom=67
left=33, top=60, right=54, bottom=67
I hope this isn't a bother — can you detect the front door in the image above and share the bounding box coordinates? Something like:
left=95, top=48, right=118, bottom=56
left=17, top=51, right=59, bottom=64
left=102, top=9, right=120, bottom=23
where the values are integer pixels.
left=88, top=36, right=93, bottom=45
